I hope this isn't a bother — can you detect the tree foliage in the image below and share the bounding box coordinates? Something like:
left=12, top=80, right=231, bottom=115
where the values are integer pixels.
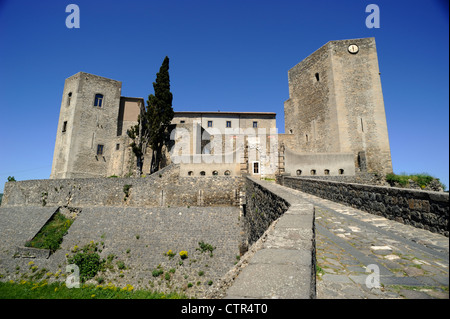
left=127, top=56, right=174, bottom=175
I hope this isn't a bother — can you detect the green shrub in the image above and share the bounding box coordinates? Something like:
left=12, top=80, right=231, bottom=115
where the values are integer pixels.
left=386, top=172, right=442, bottom=189
left=123, top=184, right=132, bottom=201
left=152, top=268, right=164, bottom=277
left=66, top=241, right=104, bottom=282
left=197, top=241, right=215, bottom=254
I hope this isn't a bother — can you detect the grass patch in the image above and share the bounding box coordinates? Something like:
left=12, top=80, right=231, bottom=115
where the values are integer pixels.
left=0, top=280, right=187, bottom=299
left=25, top=211, right=73, bottom=252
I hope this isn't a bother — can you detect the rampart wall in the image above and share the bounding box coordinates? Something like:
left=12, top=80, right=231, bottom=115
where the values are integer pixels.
left=2, top=164, right=243, bottom=208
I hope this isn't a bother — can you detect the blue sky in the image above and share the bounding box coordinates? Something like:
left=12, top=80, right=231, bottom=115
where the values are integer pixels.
left=0, top=0, right=448, bottom=192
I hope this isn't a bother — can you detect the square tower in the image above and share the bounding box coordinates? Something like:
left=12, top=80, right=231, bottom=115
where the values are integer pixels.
left=50, top=72, right=123, bottom=178
left=284, top=37, right=393, bottom=174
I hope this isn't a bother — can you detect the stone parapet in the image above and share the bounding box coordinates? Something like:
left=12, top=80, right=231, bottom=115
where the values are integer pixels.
left=281, top=176, right=449, bottom=237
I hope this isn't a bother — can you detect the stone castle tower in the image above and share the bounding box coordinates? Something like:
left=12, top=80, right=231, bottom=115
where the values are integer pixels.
left=283, top=37, right=393, bottom=174
left=50, top=72, right=143, bottom=179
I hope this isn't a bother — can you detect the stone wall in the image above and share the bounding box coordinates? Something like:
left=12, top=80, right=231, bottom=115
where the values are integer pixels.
left=243, top=178, right=290, bottom=246
left=2, top=164, right=243, bottom=208
left=284, top=148, right=355, bottom=177
left=281, top=176, right=449, bottom=237
left=216, top=177, right=316, bottom=298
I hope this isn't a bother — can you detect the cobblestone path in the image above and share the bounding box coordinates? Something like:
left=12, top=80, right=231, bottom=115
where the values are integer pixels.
left=282, top=188, right=449, bottom=299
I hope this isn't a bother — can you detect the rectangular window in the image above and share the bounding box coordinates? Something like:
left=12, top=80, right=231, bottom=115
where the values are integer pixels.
left=94, top=94, right=104, bottom=107
left=253, top=121, right=258, bottom=128
left=207, top=120, right=213, bottom=128
left=253, top=161, right=260, bottom=174
left=62, top=121, right=67, bottom=132
left=97, top=144, right=104, bottom=156
left=226, top=121, right=232, bottom=128
left=116, top=143, right=120, bottom=150
left=180, top=120, right=185, bottom=124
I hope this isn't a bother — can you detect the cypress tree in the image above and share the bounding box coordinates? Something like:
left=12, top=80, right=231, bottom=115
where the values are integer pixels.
left=127, top=56, right=174, bottom=175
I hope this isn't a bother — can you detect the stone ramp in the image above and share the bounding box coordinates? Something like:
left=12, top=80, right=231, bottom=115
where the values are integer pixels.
left=292, top=190, right=449, bottom=299
left=0, top=206, right=58, bottom=253
left=220, top=179, right=316, bottom=299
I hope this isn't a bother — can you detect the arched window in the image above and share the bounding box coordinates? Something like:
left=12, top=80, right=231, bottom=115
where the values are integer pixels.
left=296, top=169, right=302, bottom=176
left=224, top=170, right=231, bottom=176
left=67, top=92, right=72, bottom=106
left=324, top=169, right=330, bottom=175
left=188, top=171, right=193, bottom=176
left=212, top=170, right=218, bottom=176
left=94, top=94, right=104, bottom=107
left=200, top=171, right=206, bottom=176
left=310, top=169, right=316, bottom=176
left=338, top=169, right=344, bottom=175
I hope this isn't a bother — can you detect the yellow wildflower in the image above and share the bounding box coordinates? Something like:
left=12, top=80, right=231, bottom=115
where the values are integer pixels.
left=179, top=251, right=188, bottom=259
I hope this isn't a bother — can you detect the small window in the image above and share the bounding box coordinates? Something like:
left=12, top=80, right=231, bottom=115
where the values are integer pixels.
left=324, top=169, right=330, bottom=175
left=310, top=169, right=316, bottom=176
left=200, top=171, right=206, bottom=176
left=62, top=121, right=67, bottom=132
left=305, top=134, right=309, bottom=142
left=315, top=73, right=320, bottom=82
left=296, top=169, right=302, bottom=176
left=289, top=129, right=293, bottom=134
left=212, top=170, right=218, bottom=176
left=67, top=92, right=72, bottom=106
left=188, top=171, right=194, bottom=176
left=338, top=169, right=344, bottom=175
left=253, top=162, right=259, bottom=174
left=97, top=144, right=104, bottom=156
left=226, top=121, right=232, bottom=128
left=207, top=121, right=213, bottom=128
left=180, top=120, right=185, bottom=124
left=253, top=121, right=258, bottom=128
left=224, top=170, right=231, bottom=176
left=94, top=94, right=104, bottom=107
left=116, top=143, right=120, bottom=150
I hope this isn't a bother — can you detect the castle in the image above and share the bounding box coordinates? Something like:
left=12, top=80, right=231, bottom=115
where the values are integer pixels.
left=50, top=37, right=392, bottom=179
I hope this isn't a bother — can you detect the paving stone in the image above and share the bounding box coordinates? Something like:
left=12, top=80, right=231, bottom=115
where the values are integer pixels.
left=399, top=289, right=434, bottom=299
left=304, top=189, right=449, bottom=300
left=321, top=274, right=352, bottom=284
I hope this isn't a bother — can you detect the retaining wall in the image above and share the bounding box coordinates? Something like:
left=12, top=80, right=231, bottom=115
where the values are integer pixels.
left=219, top=177, right=316, bottom=298
left=280, top=176, right=449, bottom=237
left=2, top=164, right=243, bottom=208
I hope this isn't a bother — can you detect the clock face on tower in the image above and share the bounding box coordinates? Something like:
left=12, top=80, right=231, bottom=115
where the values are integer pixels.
left=348, top=44, right=359, bottom=54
